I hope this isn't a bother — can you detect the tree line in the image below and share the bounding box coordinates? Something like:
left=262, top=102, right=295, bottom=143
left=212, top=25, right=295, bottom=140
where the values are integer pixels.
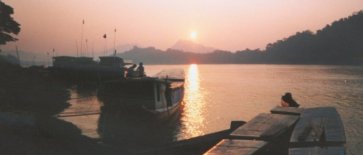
left=119, top=11, right=363, bottom=65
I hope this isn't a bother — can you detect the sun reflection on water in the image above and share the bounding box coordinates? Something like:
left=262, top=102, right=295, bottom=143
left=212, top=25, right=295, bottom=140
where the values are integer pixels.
left=182, top=64, right=206, bottom=139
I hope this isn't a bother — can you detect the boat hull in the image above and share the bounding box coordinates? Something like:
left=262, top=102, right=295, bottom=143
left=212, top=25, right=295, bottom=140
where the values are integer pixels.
left=98, top=78, right=184, bottom=120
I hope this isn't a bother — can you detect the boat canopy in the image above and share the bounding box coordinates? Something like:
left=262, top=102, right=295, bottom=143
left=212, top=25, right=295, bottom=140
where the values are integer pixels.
left=99, top=56, right=125, bottom=67
left=53, top=56, right=96, bottom=68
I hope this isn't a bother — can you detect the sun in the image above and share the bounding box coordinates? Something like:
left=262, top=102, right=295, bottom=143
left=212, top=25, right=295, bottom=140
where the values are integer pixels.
left=190, top=31, right=198, bottom=41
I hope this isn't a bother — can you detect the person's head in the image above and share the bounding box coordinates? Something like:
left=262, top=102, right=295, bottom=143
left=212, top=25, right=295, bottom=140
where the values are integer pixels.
left=281, top=92, right=300, bottom=107
left=139, top=62, right=143, bottom=66
left=282, top=92, right=293, bottom=102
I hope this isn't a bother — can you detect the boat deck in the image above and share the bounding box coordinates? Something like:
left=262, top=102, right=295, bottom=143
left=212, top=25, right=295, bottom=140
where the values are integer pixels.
left=204, top=106, right=346, bottom=155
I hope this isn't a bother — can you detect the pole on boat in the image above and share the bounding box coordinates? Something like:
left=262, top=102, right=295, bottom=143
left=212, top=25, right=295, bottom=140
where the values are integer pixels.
left=113, top=28, right=117, bottom=56
left=80, top=19, right=84, bottom=56
left=85, top=39, right=88, bottom=57
left=91, top=42, right=94, bottom=59
left=52, top=48, right=55, bottom=65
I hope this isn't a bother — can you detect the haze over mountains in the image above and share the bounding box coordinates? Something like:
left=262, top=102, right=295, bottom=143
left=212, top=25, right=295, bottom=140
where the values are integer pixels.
left=117, top=11, right=363, bottom=65
left=170, top=40, right=217, bottom=53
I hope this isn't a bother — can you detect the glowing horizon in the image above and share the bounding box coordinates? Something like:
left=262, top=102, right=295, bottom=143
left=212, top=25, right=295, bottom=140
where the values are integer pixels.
left=2, top=0, right=363, bottom=55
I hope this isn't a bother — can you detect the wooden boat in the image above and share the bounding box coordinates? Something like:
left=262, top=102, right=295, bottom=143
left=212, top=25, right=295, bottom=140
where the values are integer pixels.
left=50, top=56, right=127, bottom=82
left=204, top=106, right=346, bottom=155
left=98, top=69, right=185, bottom=119
left=97, top=56, right=128, bottom=80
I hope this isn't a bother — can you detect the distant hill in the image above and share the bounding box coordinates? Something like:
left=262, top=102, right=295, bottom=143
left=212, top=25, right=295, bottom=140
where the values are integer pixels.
left=117, top=11, right=363, bottom=65
left=117, top=46, right=199, bottom=64
left=116, top=46, right=235, bottom=64
left=264, top=10, right=363, bottom=64
left=170, top=40, right=216, bottom=53
left=115, top=44, right=139, bottom=53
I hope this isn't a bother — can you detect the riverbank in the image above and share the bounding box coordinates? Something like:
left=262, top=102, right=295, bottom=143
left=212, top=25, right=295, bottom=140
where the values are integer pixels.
left=0, top=59, right=121, bottom=154
left=0, top=113, right=122, bottom=155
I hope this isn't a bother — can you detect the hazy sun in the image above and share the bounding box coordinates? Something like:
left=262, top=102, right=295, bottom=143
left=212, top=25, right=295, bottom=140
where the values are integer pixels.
left=190, top=31, right=197, bottom=41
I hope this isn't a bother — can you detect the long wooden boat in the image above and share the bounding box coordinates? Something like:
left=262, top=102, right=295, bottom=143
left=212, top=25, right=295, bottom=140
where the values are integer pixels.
left=203, top=106, right=346, bottom=155
left=50, top=56, right=127, bottom=82
left=98, top=70, right=184, bottom=119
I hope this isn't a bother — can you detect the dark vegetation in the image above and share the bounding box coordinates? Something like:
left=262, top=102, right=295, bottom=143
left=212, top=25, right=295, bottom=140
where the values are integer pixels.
left=265, top=11, right=363, bottom=64
left=0, top=2, right=121, bottom=154
left=0, top=54, right=122, bottom=155
left=0, top=61, right=69, bottom=115
left=0, top=1, right=21, bottom=45
left=118, top=11, right=363, bottom=65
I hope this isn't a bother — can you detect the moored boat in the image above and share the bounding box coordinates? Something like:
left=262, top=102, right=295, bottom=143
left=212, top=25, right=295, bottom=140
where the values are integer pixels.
left=50, top=56, right=128, bottom=82
left=98, top=69, right=185, bottom=119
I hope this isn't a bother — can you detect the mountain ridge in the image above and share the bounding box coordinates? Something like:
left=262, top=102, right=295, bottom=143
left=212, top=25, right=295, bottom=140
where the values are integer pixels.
left=170, top=39, right=217, bottom=53
left=117, top=10, right=363, bottom=65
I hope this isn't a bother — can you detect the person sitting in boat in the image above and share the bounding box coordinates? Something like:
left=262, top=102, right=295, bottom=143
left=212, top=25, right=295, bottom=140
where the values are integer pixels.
left=126, top=64, right=137, bottom=77
left=281, top=92, right=300, bottom=107
left=136, top=62, right=145, bottom=77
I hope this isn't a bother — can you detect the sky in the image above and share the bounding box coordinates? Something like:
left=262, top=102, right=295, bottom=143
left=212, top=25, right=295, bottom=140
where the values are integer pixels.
left=2, top=0, right=363, bottom=56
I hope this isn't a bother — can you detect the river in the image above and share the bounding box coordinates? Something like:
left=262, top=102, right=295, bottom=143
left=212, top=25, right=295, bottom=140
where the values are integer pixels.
left=60, top=64, right=363, bottom=154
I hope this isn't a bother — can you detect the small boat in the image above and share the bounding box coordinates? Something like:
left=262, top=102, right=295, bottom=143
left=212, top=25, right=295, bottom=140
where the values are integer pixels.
left=98, top=69, right=185, bottom=119
left=50, top=56, right=129, bottom=82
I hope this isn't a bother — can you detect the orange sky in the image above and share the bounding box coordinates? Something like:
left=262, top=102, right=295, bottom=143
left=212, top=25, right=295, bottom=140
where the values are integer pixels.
left=2, top=0, right=363, bottom=56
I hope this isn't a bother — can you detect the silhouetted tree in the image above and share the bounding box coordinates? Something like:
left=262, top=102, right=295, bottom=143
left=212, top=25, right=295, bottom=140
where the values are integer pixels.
left=0, top=1, right=21, bottom=45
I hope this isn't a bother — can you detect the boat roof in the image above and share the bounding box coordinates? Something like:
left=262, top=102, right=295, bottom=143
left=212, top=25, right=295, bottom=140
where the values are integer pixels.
left=99, top=56, right=125, bottom=65
left=104, top=77, right=184, bottom=84
left=99, top=56, right=123, bottom=61
left=53, top=56, right=93, bottom=60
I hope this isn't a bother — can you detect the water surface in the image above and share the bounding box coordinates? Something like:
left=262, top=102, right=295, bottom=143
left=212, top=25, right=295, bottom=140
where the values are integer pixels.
left=61, top=64, right=363, bottom=154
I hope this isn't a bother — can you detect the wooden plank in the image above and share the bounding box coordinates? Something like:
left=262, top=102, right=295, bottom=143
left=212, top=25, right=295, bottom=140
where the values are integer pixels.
left=230, top=113, right=299, bottom=141
left=289, top=146, right=345, bottom=155
left=290, top=107, right=346, bottom=147
left=324, top=115, right=346, bottom=143
left=270, top=106, right=304, bottom=115
left=57, top=111, right=100, bottom=117
left=204, top=139, right=267, bottom=155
